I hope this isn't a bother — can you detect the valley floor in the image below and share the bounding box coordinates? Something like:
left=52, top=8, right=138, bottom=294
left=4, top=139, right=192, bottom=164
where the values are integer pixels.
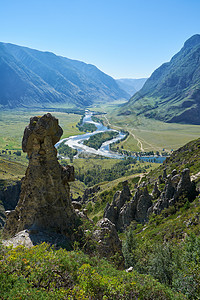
left=101, top=111, right=200, bottom=153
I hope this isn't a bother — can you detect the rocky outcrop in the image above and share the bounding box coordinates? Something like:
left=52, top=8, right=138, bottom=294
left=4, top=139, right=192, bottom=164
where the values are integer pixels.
left=104, top=181, right=132, bottom=231
left=152, top=168, right=198, bottom=215
left=152, top=182, right=161, bottom=199
left=82, top=185, right=100, bottom=203
left=104, top=181, right=152, bottom=231
left=134, top=186, right=152, bottom=223
left=93, top=218, right=124, bottom=269
left=3, top=113, right=77, bottom=238
left=104, top=168, right=198, bottom=231
left=0, top=180, right=21, bottom=229
left=0, top=180, right=21, bottom=211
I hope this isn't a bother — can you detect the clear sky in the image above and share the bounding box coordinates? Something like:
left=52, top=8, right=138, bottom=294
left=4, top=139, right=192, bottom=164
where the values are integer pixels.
left=1, top=0, right=200, bottom=79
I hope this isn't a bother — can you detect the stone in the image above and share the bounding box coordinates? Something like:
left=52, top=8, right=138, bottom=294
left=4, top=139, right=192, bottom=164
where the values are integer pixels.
left=104, top=181, right=132, bottom=230
left=162, top=168, right=167, bottom=180
left=126, top=266, right=133, bottom=272
left=0, top=181, right=21, bottom=229
left=171, top=174, right=181, bottom=188
left=152, top=181, right=161, bottom=199
left=82, top=185, right=100, bottom=203
left=3, top=113, right=77, bottom=238
left=104, top=183, right=152, bottom=230
left=72, top=201, right=82, bottom=210
left=135, top=186, right=152, bottom=223
left=93, top=218, right=124, bottom=269
left=171, top=169, right=177, bottom=177
left=152, top=168, right=198, bottom=215
left=176, top=168, right=197, bottom=201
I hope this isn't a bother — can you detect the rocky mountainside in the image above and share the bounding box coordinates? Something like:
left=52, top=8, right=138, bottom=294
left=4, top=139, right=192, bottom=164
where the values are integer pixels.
left=119, top=34, right=200, bottom=124
left=116, top=78, right=147, bottom=97
left=80, top=137, right=200, bottom=232
left=0, top=42, right=129, bottom=109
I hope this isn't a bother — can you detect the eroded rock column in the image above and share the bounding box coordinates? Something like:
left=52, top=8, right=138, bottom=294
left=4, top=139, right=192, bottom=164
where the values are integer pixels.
left=3, top=113, right=76, bottom=238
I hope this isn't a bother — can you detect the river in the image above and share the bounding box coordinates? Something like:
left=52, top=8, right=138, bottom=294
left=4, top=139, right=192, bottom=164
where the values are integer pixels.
left=56, top=112, right=166, bottom=163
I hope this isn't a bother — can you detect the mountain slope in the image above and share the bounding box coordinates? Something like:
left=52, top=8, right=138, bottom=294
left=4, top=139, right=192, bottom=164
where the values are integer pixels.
left=0, top=42, right=129, bottom=109
left=119, top=34, right=200, bottom=124
left=116, top=78, right=147, bottom=97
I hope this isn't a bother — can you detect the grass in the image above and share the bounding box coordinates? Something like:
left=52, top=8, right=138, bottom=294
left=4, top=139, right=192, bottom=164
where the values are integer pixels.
left=0, top=243, right=184, bottom=299
left=0, top=157, right=26, bottom=181
left=101, top=111, right=200, bottom=152
left=0, top=110, right=83, bottom=151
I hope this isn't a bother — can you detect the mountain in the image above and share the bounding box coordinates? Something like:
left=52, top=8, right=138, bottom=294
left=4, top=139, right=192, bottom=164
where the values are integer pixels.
left=0, top=42, right=129, bottom=109
left=116, top=78, right=147, bottom=97
left=119, top=34, right=200, bottom=124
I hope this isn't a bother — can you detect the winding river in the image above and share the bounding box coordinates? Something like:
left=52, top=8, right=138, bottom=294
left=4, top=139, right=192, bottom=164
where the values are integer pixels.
left=56, top=112, right=167, bottom=163
left=57, top=112, right=126, bottom=159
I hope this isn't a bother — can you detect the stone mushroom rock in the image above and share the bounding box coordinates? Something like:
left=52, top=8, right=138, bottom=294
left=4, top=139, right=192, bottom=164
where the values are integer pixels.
left=93, top=218, right=124, bottom=269
left=3, top=113, right=77, bottom=239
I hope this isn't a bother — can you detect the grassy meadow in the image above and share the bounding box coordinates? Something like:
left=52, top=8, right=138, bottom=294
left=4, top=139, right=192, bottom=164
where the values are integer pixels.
left=100, top=111, right=200, bottom=153
left=0, top=110, right=83, bottom=180
left=0, top=110, right=83, bottom=151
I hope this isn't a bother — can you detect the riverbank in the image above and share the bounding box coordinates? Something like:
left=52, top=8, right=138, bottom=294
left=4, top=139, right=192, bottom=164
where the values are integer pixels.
left=56, top=111, right=167, bottom=163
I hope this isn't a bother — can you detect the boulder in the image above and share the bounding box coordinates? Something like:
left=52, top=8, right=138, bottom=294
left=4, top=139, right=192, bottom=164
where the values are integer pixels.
left=93, top=218, right=124, bottom=269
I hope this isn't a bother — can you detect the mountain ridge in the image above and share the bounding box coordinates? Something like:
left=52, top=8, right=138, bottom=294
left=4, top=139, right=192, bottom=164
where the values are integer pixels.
left=116, top=78, right=147, bottom=97
left=0, top=42, right=129, bottom=109
left=118, top=34, right=200, bottom=124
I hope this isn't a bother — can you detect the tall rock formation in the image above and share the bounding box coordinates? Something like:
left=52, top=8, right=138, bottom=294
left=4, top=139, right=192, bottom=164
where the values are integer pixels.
left=3, top=113, right=76, bottom=238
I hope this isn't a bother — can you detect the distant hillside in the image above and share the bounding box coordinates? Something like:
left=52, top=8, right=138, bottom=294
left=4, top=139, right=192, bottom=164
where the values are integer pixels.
left=116, top=78, right=147, bottom=97
left=0, top=42, right=129, bottom=109
left=119, top=34, right=200, bottom=124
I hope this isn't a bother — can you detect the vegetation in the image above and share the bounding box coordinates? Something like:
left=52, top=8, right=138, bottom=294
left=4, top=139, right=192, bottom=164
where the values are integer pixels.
left=0, top=157, right=26, bottom=181
left=57, top=141, right=77, bottom=163
left=0, top=110, right=83, bottom=151
left=122, top=196, right=200, bottom=299
left=0, top=242, right=185, bottom=299
left=102, top=111, right=200, bottom=153
left=1, top=109, right=200, bottom=299
left=83, top=131, right=119, bottom=150
left=91, top=115, right=104, bottom=124
left=145, top=137, right=200, bottom=185
left=76, top=115, right=97, bottom=132
left=61, top=157, right=155, bottom=187
left=118, top=35, right=200, bottom=125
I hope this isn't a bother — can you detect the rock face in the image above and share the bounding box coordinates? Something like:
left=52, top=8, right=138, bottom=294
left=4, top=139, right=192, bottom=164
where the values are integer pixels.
left=82, top=185, right=100, bottom=204
left=0, top=180, right=21, bottom=229
left=104, top=168, right=198, bottom=232
left=3, top=113, right=77, bottom=238
left=104, top=181, right=152, bottom=231
left=93, top=218, right=124, bottom=269
left=0, top=181, right=21, bottom=211
left=152, top=168, right=198, bottom=215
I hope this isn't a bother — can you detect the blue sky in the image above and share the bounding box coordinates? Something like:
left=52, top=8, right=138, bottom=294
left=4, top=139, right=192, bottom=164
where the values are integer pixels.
left=1, top=0, right=200, bottom=78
